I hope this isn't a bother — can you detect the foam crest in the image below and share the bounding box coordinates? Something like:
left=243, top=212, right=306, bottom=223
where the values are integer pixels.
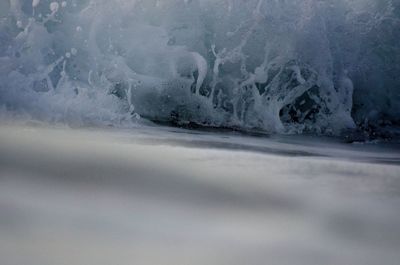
left=0, top=0, right=398, bottom=134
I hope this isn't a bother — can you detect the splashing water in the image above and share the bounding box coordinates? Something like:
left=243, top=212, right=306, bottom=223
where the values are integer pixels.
left=0, top=0, right=399, bottom=134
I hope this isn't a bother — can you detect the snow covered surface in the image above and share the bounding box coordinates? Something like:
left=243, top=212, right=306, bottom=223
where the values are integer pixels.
left=0, top=123, right=399, bottom=265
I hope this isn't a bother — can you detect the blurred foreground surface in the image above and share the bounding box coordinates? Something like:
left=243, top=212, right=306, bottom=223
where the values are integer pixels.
left=0, top=124, right=400, bottom=265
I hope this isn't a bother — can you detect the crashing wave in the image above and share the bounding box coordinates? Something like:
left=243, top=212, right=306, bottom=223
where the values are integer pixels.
left=0, top=0, right=399, bottom=135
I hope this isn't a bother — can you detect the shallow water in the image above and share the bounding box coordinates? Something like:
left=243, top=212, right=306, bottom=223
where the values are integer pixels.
left=0, top=124, right=400, bottom=265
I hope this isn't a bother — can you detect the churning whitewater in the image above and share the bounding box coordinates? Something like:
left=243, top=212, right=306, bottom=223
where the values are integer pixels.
left=0, top=0, right=399, bottom=135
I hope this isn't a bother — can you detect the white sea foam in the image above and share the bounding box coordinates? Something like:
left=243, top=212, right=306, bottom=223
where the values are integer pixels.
left=0, top=0, right=399, bottom=134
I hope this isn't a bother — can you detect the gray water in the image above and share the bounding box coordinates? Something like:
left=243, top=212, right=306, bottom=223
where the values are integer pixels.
left=1, top=124, right=400, bottom=265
